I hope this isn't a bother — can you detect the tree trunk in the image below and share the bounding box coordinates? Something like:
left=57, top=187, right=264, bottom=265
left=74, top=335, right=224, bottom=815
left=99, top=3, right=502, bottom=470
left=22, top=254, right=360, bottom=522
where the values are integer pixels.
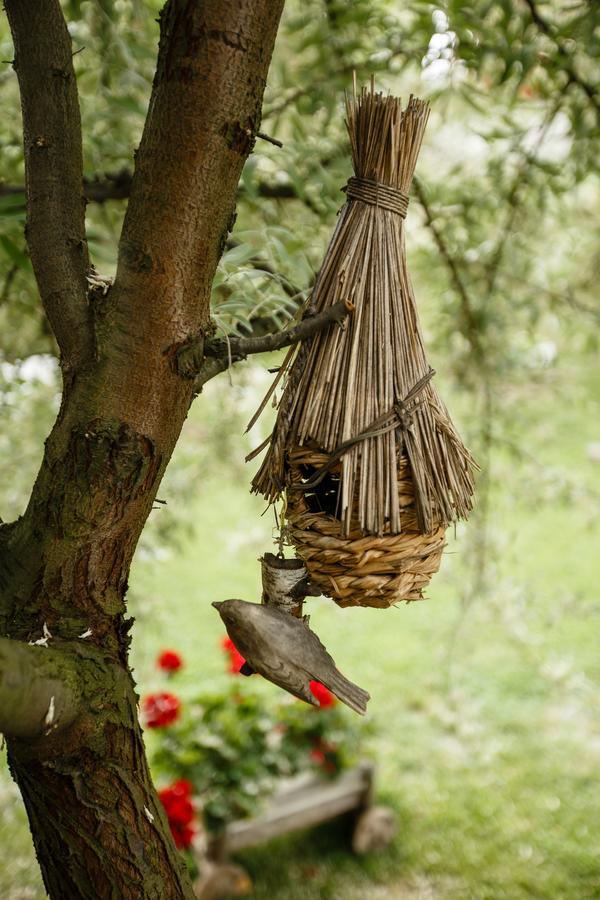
left=1, top=0, right=285, bottom=896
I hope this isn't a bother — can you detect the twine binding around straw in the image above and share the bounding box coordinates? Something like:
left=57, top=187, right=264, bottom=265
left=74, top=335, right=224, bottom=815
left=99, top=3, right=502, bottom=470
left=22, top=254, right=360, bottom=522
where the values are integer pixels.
left=293, top=368, right=435, bottom=493
left=248, top=81, right=477, bottom=608
left=344, top=176, right=409, bottom=218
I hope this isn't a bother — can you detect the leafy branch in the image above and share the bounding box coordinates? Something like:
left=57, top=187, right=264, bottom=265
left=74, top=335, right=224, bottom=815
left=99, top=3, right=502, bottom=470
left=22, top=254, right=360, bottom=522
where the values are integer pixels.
left=412, top=177, right=484, bottom=365
left=522, top=0, right=599, bottom=112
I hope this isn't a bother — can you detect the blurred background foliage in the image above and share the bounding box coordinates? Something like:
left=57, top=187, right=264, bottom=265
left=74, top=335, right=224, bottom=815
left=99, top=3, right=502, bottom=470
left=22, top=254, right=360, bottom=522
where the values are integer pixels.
left=1, top=0, right=599, bottom=897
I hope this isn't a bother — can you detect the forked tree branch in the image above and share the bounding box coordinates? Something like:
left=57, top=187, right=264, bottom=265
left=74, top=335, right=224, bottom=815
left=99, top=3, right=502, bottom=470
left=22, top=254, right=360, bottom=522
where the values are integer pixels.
left=5, top=0, right=92, bottom=371
left=0, top=637, right=81, bottom=739
left=108, top=0, right=285, bottom=366
left=181, top=299, right=352, bottom=391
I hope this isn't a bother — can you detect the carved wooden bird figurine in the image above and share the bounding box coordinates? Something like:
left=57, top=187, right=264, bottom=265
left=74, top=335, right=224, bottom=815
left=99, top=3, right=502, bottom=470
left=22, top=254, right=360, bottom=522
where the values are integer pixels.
left=212, top=599, right=370, bottom=715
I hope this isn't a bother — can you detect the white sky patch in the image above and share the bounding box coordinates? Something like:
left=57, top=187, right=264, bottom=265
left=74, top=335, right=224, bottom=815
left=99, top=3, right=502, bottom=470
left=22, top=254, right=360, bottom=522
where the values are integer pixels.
left=1, top=354, right=58, bottom=387
left=421, top=8, right=464, bottom=87
left=429, top=32, right=453, bottom=52
left=530, top=340, right=558, bottom=367
left=432, top=8, right=449, bottom=31
left=523, top=111, right=572, bottom=163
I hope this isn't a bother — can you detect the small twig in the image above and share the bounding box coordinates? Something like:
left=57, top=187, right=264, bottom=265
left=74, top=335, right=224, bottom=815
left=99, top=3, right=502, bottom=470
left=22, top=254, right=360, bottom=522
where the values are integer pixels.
left=262, top=45, right=410, bottom=120
left=188, top=299, right=352, bottom=392
left=483, top=97, right=562, bottom=298
left=522, top=0, right=598, bottom=111
left=413, top=177, right=484, bottom=364
left=0, top=264, right=19, bottom=307
left=256, top=131, right=283, bottom=148
left=207, top=299, right=351, bottom=358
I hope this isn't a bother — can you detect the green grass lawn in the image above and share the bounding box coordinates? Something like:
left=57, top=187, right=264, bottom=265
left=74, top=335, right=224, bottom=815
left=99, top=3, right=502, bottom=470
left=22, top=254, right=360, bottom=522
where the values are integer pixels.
left=1, top=369, right=599, bottom=899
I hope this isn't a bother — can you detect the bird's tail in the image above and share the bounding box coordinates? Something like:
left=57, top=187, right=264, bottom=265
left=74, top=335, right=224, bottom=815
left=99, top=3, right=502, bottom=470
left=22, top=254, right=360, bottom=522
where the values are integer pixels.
left=325, top=669, right=370, bottom=715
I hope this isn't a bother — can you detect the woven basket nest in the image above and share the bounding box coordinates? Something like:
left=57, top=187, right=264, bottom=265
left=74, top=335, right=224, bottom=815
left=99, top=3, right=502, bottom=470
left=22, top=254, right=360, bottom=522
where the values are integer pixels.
left=249, top=83, right=477, bottom=610
left=285, top=447, right=446, bottom=608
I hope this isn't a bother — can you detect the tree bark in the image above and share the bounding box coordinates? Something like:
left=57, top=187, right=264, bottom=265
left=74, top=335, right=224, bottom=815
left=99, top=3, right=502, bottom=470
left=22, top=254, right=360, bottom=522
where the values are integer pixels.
left=0, top=637, right=81, bottom=739
left=5, top=0, right=91, bottom=373
left=1, top=0, right=285, bottom=896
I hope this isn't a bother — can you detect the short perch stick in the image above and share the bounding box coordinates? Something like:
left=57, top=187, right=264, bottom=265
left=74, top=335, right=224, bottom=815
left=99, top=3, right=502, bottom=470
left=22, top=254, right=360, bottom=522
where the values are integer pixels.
left=260, top=553, right=311, bottom=618
left=186, top=300, right=352, bottom=391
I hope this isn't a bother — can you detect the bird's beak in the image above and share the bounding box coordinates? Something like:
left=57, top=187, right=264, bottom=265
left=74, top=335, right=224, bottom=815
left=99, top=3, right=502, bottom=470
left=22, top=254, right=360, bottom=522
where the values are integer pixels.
left=212, top=601, right=223, bottom=611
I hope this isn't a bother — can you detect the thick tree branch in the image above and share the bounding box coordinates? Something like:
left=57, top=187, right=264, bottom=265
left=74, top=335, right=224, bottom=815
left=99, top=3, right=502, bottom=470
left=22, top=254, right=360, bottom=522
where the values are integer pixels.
left=184, top=299, right=352, bottom=391
left=0, top=170, right=133, bottom=207
left=95, top=0, right=285, bottom=439
left=1, top=3, right=286, bottom=896
left=0, top=637, right=80, bottom=739
left=83, top=168, right=133, bottom=203
left=5, top=0, right=92, bottom=371
left=0, top=170, right=304, bottom=207
left=0, top=169, right=316, bottom=207
left=1, top=143, right=346, bottom=212
left=113, top=3, right=285, bottom=316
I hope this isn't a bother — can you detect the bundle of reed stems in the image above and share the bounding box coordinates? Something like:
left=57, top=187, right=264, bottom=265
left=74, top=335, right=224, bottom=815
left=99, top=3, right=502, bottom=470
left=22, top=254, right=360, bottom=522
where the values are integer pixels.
left=249, top=81, right=477, bottom=607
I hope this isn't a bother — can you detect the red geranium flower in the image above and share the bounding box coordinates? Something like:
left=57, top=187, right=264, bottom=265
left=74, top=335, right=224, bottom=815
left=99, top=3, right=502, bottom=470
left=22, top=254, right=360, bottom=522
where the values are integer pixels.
left=142, top=691, right=181, bottom=728
left=160, top=779, right=193, bottom=801
left=171, top=822, right=196, bottom=849
left=166, top=795, right=194, bottom=826
left=309, top=680, right=337, bottom=708
left=159, top=780, right=196, bottom=849
left=309, top=747, right=326, bottom=766
left=309, top=739, right=337, bottom=774
left=221, top=636, right=246, bottom=674
left=157, top=649, right=184, bottom=673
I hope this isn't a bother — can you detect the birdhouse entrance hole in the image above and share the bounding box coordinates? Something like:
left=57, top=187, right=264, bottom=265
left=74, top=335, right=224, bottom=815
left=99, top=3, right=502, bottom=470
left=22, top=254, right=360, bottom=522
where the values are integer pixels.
left=298, top=466, right=342, bottom=519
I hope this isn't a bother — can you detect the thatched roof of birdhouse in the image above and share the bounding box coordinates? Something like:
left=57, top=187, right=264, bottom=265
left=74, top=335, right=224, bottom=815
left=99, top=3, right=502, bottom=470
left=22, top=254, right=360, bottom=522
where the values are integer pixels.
left=250, top=82, right=477, bottom=538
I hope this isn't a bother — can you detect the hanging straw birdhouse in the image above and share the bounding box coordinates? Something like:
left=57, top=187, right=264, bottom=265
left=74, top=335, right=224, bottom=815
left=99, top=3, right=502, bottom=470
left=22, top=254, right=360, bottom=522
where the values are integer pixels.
left=249, top=82, right=477, bottom=609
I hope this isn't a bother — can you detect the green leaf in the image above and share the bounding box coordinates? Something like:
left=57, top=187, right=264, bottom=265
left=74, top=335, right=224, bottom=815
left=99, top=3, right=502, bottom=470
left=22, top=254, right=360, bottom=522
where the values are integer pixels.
left=0, top=235, right=29, bottom=269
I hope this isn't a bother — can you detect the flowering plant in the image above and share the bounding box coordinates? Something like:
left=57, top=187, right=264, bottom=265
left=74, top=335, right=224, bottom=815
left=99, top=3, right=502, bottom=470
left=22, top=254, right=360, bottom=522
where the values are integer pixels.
left=157, top=649, right=184, bottom=673
left=158, top=779, right=196, bottom=849
left=142, top=691, right=181, bottom=728
left=146, top=641, right=368, bottom=839
left=221, top=636, right=246, bottom=674
left=309, top=679, right=337, bottom=708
